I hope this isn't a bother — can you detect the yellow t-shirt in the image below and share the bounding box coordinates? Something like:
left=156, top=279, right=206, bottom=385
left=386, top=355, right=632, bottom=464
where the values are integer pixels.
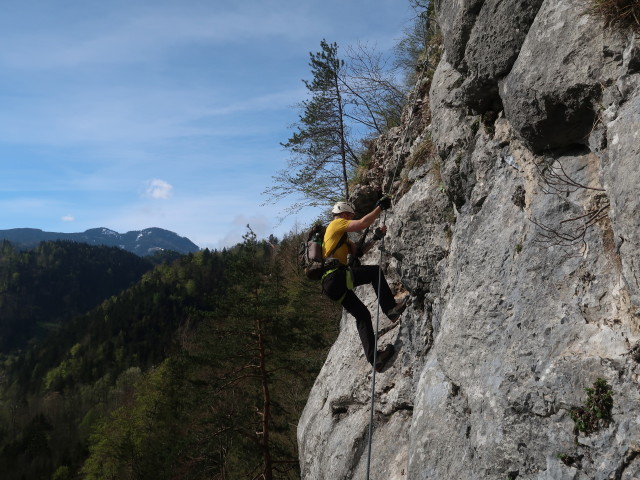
left=323, top=218, right=350, bottom=265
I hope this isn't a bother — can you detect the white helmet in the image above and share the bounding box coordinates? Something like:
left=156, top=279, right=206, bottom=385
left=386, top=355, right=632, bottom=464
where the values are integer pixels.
left=332, top=201, right=355, bottom=215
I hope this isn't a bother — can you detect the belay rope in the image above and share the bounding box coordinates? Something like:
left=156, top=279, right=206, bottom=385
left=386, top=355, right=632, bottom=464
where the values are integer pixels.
left=363, top=51, right=430, bottom=479
left=364, top=223, right=388, bottom=479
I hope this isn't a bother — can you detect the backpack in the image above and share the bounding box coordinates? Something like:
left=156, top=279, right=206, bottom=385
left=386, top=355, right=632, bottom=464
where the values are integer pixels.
left=299, top=223, right=347, bottom=281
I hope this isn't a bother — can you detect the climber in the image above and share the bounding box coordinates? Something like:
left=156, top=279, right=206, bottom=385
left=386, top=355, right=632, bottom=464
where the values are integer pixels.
left=321, top=200, right=407, bottom=372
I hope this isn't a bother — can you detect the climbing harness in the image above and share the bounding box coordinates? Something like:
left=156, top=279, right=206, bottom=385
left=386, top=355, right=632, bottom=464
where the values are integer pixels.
left=322, top=266, right=353, bottom=304
left=363, top=36, right=431, bottom=479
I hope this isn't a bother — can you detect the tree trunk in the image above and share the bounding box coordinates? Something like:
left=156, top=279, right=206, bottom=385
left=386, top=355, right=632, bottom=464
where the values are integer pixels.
left=334, top=69, right=350, bottom=200
left=256, top=313, right=273, bottom=480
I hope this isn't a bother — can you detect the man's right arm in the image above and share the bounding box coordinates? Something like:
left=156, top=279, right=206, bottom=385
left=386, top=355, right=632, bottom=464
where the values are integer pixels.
left=346, top=206, right=382, bottom=232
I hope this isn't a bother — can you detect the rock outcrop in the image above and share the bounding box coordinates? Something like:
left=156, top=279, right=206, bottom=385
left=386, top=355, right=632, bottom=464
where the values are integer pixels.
left=298, top=1, right=640, bottom=478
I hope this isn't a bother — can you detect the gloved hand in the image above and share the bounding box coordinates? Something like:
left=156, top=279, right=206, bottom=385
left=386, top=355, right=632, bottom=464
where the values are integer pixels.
left=375, top=195, right=392, bottom=211
left=372, top=227, right=386, bottom=241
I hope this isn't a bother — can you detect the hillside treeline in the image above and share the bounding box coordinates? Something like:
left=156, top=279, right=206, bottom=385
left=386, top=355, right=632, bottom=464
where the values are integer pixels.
left=0, top=232, right=340, bottom=479
left=0, top=240, right=155, bottom=353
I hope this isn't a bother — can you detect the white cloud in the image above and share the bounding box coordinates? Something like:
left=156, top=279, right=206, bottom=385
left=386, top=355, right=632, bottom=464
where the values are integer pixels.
left=61, top=214, right=75, bottom=222
left=144, top=179, right=173, bottom=199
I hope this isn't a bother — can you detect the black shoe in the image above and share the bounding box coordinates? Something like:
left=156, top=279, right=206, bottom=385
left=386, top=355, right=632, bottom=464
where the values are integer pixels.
left=374, top=344, right=395, bottom=372
left=386, top=296, right=408, bottom=322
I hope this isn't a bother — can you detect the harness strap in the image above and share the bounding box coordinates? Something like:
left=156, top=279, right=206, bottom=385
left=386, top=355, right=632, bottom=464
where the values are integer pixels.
left=321, top=268, right=337, bottom=282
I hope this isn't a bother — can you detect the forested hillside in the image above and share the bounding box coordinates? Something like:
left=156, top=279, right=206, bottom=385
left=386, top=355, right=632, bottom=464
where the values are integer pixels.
left=0, top=230, right=340, bottom=479
left=0, top=240, right=155, bottom=353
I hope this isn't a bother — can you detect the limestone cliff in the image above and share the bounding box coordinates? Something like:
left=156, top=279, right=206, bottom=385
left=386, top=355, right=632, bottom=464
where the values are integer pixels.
left=298, top=1, right=640, bottom=478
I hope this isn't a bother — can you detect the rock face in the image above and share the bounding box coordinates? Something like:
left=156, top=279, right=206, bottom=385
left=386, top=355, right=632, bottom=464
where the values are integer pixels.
left=298, top=1, right=640, bottom=479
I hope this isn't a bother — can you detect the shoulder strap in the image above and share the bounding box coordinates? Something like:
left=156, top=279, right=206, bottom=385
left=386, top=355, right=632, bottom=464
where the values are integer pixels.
left=325, top=232, right=347, bottom=258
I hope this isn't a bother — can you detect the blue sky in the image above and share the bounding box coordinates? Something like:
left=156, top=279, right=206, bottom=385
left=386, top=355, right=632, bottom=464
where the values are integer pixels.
left=0, top=0, right=415, bottom=250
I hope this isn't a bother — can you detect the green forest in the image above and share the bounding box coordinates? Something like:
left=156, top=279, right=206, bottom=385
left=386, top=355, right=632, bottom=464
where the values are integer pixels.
left=0, top=232, right=340, bottom=479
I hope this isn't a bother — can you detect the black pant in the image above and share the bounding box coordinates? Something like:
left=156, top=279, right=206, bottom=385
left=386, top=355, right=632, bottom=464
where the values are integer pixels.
left=322, top=265, right=396, bottom=365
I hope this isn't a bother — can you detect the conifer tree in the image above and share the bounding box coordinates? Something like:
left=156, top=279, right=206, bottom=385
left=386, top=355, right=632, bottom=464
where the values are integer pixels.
left=265, top=38, right=410, bottom=214
left=267, top=40, right=357, bottom=210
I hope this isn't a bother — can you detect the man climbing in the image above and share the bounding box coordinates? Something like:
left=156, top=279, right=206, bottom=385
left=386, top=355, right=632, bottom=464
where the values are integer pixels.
left=321, top=199, right=407, bottom=372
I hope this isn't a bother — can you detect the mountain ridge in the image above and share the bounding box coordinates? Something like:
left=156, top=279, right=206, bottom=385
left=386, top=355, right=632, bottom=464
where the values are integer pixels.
left=0, top=227, right=200, bottom=255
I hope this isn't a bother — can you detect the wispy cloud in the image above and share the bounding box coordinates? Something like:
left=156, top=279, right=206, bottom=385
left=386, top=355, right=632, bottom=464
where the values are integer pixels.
left=0, top=1, right=409, bottom=71
left=61, top=214, right=75, bottom=222
left=0, top=3, right=322, bottom=70
left=0, top=86, right=303, bottom=147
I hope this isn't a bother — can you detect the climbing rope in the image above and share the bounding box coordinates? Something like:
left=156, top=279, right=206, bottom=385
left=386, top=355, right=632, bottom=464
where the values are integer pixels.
left=363, top=32, right=432, bottom=479
left=364, top=217, right=387, bottom=479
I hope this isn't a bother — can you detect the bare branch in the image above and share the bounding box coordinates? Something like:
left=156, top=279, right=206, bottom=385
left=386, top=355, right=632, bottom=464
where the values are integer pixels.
left=535, top=158, right=605, bottom=195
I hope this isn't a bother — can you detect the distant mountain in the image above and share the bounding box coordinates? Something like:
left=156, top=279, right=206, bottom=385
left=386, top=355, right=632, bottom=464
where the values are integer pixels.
left=0, top=227, right=200, bottom=255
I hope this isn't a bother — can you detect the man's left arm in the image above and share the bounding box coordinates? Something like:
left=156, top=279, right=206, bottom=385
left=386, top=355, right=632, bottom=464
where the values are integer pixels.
left=348, top=240, right=357, bottom=255
left=357, top=226, right=387, bottom=257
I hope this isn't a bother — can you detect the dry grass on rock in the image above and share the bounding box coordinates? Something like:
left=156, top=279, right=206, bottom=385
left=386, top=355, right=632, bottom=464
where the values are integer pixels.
left=586, top=0, right=640, bottom=32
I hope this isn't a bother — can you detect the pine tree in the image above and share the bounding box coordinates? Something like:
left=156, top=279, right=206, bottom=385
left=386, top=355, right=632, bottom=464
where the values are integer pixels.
left=267, top=40, right=357, bottom=211
left=265, top=38, right=411, bottom=214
